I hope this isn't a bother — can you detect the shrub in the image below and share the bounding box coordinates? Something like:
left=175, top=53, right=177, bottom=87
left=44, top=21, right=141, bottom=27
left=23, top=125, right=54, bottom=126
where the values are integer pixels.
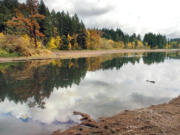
left=0, top=33, right=6, bottom=44
left=98, top=38, right=114, bottom=49
left=48, top=36, right=61, bottom=49
left=136, top=40, right=144, bottom=49
left=31, top=49, right=52, bottom=56
left=0, top=34, right=43, bottom=56
left=0, top=33, right=52, bottom=57
left=1, top=35, right=32, bottom=56
left=0, top=48, right=20, bottom=57
left=0, top=48, right=9, bottom=56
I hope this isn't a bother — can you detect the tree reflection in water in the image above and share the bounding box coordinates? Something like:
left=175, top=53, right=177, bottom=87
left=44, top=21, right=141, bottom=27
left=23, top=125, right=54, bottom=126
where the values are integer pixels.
left=0, top=51, right=179, bottom=109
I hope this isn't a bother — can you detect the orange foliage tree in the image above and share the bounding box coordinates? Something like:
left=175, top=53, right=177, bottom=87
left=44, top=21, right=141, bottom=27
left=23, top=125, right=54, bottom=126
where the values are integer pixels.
left=7, top=0, right=45, bottom=48
left=87, top=30, right=101, bottom=49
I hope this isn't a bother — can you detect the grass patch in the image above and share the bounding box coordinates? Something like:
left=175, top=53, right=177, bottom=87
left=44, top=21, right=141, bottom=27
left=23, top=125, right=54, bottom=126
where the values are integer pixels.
left=0, top=48, right=21, bottom=57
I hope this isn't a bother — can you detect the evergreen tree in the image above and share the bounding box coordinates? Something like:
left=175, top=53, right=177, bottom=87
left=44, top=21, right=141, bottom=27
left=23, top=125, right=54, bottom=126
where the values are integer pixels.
left=61, top=35, right=69, bottom=50
left=0, top=0, right=18, bottom=32
left=143, top=33, right=167, bottom=49
left=38, top=0, right=53, bottom=44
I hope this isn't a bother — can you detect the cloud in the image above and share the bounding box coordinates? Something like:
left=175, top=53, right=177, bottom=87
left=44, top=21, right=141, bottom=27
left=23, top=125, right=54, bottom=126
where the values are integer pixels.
left=18, top=0, right=180, bottom=38
left=75, top=7, right=111, bottom=17
left=72, top=0, right=113, bottom=17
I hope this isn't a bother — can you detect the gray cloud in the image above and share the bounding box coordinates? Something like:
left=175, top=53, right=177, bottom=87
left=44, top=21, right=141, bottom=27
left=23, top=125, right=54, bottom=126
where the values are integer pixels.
left=69, top=0, right=113, bottom=18
left=167, top=32, right=180, bottom=39
left=17, top=0, right=180, bottom=37
left=76, top=7, right=111, bottom=17
left=74, top=2, right=112, bottom=17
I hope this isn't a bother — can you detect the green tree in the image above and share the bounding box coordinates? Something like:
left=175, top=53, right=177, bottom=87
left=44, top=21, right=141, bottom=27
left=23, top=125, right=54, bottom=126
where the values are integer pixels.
left=38, top=0, right=53, bottom=44
left=143, top=33, right=167, bottom=49
left=61, top=35, right=69, bottom=50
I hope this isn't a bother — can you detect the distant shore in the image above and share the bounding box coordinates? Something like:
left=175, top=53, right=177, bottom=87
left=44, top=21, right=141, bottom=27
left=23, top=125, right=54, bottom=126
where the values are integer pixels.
left=53, top=95, right=180, bottom=135
left=0, top=49, right=180, bottom=63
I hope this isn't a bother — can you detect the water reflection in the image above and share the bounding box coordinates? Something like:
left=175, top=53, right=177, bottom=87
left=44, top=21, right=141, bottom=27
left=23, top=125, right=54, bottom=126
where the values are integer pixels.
left=0, top=51, right=180, bottom=135
left=143, top=52, right=166, bottom=65
left=0, top=58, right=88, bottom=109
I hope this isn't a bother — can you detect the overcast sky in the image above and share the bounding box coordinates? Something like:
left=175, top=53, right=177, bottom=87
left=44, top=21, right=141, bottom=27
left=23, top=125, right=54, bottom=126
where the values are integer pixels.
left=19, top=0, right=180, bottom=38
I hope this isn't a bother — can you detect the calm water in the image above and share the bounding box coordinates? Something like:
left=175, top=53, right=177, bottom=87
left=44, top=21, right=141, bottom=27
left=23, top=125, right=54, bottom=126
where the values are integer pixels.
left=0, top=51, right=180, bottom=135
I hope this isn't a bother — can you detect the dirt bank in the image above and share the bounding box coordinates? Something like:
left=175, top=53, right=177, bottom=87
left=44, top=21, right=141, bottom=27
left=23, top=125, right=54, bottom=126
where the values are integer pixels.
left=0, top=49, right=180, bottom=63
left=52, top=96, right=180, bottom=135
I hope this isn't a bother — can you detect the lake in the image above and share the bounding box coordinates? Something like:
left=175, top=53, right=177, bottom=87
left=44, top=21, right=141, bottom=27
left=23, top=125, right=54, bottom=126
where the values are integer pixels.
left=0, top=51, right=180, bottom=135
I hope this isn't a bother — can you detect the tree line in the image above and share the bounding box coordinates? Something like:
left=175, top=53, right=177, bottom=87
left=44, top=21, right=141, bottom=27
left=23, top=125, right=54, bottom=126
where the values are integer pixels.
left=100, top=29, right=169, bottom=49
left=0, top=0, right=87, bottom=49
left=0, top=0, right=179, bottom=57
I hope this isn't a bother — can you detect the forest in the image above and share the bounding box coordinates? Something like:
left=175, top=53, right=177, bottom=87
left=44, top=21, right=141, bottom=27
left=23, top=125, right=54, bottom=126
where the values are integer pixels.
left=0, top=0, right=180, bottom=57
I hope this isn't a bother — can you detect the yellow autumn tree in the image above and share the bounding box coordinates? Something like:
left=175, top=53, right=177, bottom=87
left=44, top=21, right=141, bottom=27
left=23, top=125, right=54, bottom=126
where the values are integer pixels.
left=86, top=30, right=101, bottom=49
left=119, top=41, right=125, bottom=49
left=165, top=43, right=171, bottom=49
left=48, top=38, right=56, bottom=49
left=20, top=34, right=31, bottom=47
left=136, top=40, right=144, bottom=49
left=127, top=42, right=132, bottom=49
left=132, top=42, right=136, bottom=49
left=48, top=36, right=61, bottom=49
left=67, top=34, right=72, bottom=50
left=114, top=41, right=125, bottom=49
left=0, top=33, right=6, bottom=45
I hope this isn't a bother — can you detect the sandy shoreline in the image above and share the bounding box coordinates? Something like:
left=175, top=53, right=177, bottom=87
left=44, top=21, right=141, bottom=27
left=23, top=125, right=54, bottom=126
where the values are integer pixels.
left=52, top=96, right=180, bottom=135
left=0, top=49, right=180, bottom=63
